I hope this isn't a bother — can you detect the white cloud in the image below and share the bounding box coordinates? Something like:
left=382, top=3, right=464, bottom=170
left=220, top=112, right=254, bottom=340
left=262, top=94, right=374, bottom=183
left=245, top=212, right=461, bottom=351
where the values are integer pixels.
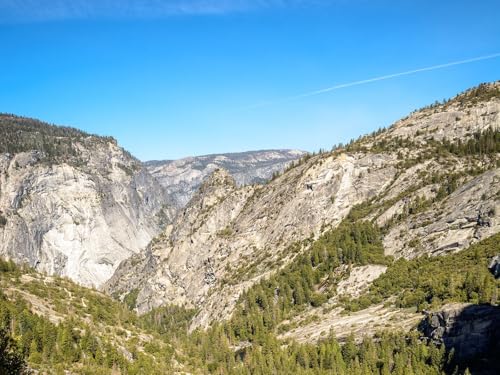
left=0, top=0, right=323, bottom=23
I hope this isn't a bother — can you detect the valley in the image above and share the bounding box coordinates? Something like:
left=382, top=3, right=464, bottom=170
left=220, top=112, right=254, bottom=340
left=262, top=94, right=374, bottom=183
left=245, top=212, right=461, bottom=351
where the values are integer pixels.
left=0, top=82, right=499, bottom=374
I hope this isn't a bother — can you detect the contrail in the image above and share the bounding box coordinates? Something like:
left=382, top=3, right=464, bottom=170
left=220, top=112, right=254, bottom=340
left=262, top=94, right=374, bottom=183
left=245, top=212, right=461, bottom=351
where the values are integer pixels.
left=242, top=52, right=500, bottom=110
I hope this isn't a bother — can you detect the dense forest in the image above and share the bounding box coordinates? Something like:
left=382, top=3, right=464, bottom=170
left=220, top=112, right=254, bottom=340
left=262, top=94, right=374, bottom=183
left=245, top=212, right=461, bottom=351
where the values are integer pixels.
left=1, top=230, right=498, bottom=374
left=0, top=258, right=450, bottom=375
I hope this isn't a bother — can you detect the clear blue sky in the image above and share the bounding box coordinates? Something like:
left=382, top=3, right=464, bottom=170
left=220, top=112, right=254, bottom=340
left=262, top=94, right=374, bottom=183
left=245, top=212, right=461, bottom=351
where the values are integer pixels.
left=1, top=0, right=499, bottom=160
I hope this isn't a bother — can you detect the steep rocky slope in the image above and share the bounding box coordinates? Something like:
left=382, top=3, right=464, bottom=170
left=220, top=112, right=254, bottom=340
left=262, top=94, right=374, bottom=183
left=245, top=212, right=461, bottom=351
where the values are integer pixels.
left=106, top=82, right=499, bottom=333
left=145, top=149, right=306, bottom=208
left=0, top=115, right=174, bottom=288
left=107, top=151, right=398, bottom=320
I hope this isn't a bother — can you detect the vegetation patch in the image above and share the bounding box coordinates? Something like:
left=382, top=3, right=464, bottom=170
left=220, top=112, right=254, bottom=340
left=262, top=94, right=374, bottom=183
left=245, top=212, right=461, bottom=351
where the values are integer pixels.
left=226, top=220, right=391, bottom=343
left=344, top=234, right=500, bottom=312
left=123, top=288, right=139, bottom=310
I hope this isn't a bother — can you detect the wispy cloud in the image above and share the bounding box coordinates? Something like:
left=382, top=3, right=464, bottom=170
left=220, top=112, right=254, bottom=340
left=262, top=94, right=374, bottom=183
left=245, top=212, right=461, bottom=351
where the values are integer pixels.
left=0, top=0, right=321, bottom=23
left=241, top=52, right=500, bottom=111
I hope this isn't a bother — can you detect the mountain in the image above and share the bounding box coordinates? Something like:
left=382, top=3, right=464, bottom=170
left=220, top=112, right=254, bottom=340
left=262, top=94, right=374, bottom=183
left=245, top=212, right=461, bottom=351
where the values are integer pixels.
left=106, top=82, right=499, bottom=333
left=0, top=117, right=305, bottom=290
left=145, top=149, right=307, bottom=209
left=1, top=82, right=499, bottom=375
left=0, top=116, right=305, bottom=289
left=0, top=115, right=174, bottom=288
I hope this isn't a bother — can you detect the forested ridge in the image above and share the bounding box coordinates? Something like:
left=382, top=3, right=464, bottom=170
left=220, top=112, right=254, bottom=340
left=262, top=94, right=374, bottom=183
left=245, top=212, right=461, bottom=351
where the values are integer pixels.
left=0, top=114, right=116, bottom=165
left=344, top=235, right=499, bottom=312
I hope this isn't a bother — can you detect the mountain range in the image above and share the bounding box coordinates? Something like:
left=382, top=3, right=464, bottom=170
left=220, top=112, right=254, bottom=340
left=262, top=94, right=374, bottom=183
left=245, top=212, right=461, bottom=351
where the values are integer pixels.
left=145, top=149, right=306, bottom=209
left=0, top=81, right=499, bottom=374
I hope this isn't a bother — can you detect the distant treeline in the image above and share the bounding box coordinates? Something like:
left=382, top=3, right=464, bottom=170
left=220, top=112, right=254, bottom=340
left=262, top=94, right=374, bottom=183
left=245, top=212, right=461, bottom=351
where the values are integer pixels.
left=0, top=114, right=115, bottom=164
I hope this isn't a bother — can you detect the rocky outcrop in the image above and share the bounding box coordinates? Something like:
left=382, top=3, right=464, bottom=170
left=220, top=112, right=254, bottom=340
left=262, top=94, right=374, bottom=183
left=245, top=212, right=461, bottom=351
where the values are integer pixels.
left=0, top=116, right=174, bottom=288
left=489, top=256, right=500, bottom=279
left=336, top=265, right=388, bottom=298
left=419, top=303, right=500, bottom=374
left=145, top=149, right=306, bottom=209
left=382, top=169, right=499, bottom=259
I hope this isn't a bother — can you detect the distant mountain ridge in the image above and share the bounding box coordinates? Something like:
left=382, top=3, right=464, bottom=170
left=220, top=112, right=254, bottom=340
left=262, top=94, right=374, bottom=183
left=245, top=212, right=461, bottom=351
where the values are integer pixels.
left=145, top=149, right=307, bottom=208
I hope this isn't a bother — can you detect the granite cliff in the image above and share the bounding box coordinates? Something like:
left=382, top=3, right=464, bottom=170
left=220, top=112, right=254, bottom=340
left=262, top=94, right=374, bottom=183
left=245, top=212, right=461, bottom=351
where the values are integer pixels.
left=0, top=115, right=174, bottom=287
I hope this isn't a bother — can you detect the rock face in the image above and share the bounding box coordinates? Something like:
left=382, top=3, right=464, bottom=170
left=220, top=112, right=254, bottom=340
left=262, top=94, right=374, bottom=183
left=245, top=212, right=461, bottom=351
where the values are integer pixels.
left=0, top=115, right=174, bottom=288
left=419, top=303, right=500, bottom=373
left=145, top=150, right=306, bottom=209
left=105, top=151, right=398, bottom=322
left=489, top=255, right=500, bottom=279
left=381, top=169, right=499, bottom=259
left=106, top=82, right=500, bottom=330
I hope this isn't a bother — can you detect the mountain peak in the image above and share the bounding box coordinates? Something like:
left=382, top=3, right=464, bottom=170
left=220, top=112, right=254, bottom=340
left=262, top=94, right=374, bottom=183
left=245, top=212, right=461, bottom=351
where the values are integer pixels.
left=200, top=168, right=235, bottom=190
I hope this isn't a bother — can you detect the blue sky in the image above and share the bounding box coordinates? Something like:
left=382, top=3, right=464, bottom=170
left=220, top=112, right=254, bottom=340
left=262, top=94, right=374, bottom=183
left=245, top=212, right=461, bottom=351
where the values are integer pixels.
left=1, top=1, right=499, bottom=160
